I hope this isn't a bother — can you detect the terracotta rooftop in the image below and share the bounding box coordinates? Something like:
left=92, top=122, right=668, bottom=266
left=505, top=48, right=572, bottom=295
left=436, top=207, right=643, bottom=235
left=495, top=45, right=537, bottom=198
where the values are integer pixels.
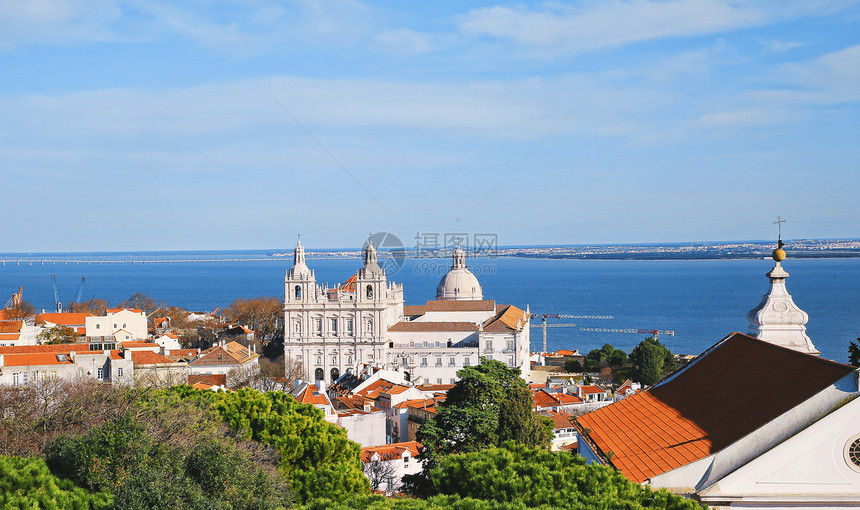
left=540, top=410, right=577, bottom=429
left=415, top=384, right=455, bottom=392
left=388, top=321, right=479, bottom=332
left=578, top=385, right=607, bottom=394
left=0, top=321, right=23, bottom=334
left=35, top=312, right=91, bottom=325
left=2, top=352, right=75, bottom=366
left=482, top=304, right=526, bottom=332
left=575, top=332, right=858, bottom=484
left=424, top=299, right=495, bottom=312
left=533, top=389, right=582, bottom=408
left=188, top=374, right=227, bottom=387
left=294, top=383, right=331, bottom=407
left=403, top=305, right=426, bottom=316
left=0, top=344, right=89, bottom=354
left=119, top=341, right=157, bottom=348
left=131, top=350, right=179, bottom=365
left=106, top=308, right=142, bottom=314
left=361, top=441, right=421, bottom=463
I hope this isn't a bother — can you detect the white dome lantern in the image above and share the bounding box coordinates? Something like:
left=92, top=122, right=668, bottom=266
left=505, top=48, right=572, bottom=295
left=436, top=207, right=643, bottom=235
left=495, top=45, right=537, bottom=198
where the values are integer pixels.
left=436, top=246, right=483, bottom=301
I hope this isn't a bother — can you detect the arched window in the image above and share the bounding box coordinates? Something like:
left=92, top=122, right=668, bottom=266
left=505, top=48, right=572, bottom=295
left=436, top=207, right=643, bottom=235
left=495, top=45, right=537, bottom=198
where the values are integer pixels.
left=295, top=285, right=302, bottom=298
left=330, top=368, right=340, bottom=381
left=403, top=371, right=410, bottom=382
left=314, top=368, right=324, bottom=381
left=366, top=285, right=373, bottom=299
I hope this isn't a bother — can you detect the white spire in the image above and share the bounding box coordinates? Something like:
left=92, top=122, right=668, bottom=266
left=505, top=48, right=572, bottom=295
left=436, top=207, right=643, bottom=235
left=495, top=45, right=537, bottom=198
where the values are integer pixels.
left=747, top=238, right=818, bottom=355
left=289, top=235, right=311, bottom=278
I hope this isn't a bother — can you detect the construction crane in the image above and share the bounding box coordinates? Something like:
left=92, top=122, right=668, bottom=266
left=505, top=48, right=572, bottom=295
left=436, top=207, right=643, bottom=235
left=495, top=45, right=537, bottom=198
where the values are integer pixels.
left=579, top=328, right=675, bottom=340
left=3, top=287, right=23, bottom=310
left=74, top=277, right=86, bottom=304
left=51, top=274, right=61, bottom=312
left=530, top=313, right=615, bottom=359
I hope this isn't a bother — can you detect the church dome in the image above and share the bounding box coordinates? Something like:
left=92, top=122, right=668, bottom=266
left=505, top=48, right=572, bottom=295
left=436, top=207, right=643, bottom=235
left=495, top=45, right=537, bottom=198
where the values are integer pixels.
left=436, top=247, right=483, bottom=301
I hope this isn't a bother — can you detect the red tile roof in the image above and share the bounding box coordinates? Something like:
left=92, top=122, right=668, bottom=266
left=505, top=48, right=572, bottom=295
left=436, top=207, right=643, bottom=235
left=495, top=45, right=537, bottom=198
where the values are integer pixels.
left=388, top=321, right=479, bottom=332
left=482, top=304, right=526, bottom=332
left=0, top=344, right=89, bottom=354
left=294, top=384, right=331, bottom=406
left=576, top=333, right=857, bottom=483
left=3, top=353, right=75, bottom=366
left=0, top=321, right=23, bottom=334
left=131, top=350, right=179, bottom=365
left=35, top=312, right=91, bottom=326
left=533, top=389, right=582, bottom=408
left=403, top=305, right=426, bottom=316
left=361, top=441, right=421, bottom=463
left=424, top=299, right=495, bottom=312
left=119, top=341, right=157, bottom=348
left=578, top=385, right=607, bottom=395
left=188, top=374, right=227, bottom=387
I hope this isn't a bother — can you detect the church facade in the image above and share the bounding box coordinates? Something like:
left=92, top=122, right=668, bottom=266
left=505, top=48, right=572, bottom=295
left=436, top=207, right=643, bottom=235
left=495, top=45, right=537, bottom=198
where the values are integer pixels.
left=283, top=239, right=531, bottom=386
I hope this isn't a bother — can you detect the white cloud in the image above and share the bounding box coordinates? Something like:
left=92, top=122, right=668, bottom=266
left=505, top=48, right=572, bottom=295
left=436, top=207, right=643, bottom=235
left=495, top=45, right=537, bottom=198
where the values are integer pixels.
left=374, top=29, right=437, bottom=54
left=457, top=0, right=854, bottom=55
left=694, top=107, right=789, bottom=128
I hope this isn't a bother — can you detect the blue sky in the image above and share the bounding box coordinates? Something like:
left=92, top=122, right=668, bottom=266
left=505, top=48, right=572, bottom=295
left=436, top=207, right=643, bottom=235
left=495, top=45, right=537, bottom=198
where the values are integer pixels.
left=2, top=1, right=859, bottom=252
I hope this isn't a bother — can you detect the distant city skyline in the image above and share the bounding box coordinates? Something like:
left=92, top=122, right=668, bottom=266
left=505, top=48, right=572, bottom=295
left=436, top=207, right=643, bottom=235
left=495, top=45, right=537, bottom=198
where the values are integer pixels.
left=2, top=1, right=858, bottom=252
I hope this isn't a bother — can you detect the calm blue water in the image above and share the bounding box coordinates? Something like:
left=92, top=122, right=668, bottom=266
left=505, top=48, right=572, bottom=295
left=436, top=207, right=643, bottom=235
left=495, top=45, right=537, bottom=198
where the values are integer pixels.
left=1, top=252, right=858, bottom=363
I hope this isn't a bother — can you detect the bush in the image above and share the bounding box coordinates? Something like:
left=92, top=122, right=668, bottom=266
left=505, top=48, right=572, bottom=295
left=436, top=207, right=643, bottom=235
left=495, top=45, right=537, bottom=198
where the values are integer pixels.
left=0, top=454, right=112, bottom=509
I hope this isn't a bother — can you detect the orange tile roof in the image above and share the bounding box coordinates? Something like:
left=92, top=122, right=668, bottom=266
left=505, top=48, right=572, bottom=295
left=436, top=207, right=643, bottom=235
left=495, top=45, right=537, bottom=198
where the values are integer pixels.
left=295, top=384, right=331, bottom=406
left=188, top=374, right=227, bottom=387
left=415, top=384, right=455, bottom=392
left=0, top=321, right=23, bottom=333
left=424, top=299, right=495, bottom=312
left=168, top=348, right=198, bottom=357
left=361, top=441, right=422, bottom=463
left=131, top=350, right=179, bottom=365
left=541, top=410, right=577, bottom=429
left=2, top=352, right=75, bottom=366
left=35, top=312, right=91, bottom=325
left=394, top=398, right=438, bottom=409
left=119, top=341, right=157, bottom=348
left=578, top=385, right=607, bottom=394
left=533, top=389, right=582, bottom=408
left=106, top=308, right=142, bottom=313
left=0, top=344, right=89, bottom=354
left=482, top=305, right=526, bottom=332
left=575, top=333, right=857, bottom=484
left=388, top=321, right=479, bottom=332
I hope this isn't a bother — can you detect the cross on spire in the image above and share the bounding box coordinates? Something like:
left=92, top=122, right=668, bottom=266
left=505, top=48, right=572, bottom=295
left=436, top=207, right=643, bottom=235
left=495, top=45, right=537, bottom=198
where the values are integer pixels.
left=773, top=216, right=786, bottom=248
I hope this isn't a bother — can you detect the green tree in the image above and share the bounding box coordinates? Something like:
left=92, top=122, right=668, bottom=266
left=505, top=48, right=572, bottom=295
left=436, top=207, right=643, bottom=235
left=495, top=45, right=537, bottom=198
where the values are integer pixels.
left=0, top=454, right=112, bottom=509
left=849, top=340, right=860, bottom=367
left=44, top=400, right=290, bottom=510
left=416, top=359, right=550, bottom=466
left=564, top=359, right=583, bottom=373
left=582, top=344, right=627, bottom=372
left=168, top=386, right=367, bottom=503
left=38, top=324, right=79, bottom=344
left=422, top=442, right=704, bottom=509
left=630, top=336, right=677, bottom=386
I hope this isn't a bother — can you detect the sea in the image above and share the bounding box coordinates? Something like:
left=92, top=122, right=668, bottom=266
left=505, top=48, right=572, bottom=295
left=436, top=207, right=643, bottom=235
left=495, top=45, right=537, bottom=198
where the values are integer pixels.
left=2, top=250, right=859, bottom=364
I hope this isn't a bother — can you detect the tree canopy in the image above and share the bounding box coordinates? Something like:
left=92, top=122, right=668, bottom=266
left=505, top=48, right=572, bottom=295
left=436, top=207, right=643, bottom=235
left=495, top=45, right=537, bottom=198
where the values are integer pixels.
left=849, top=339, right=860, bottom=367
left=167, top=386, right=368, bottom=503
left=583, top=343, right=629, bottom=372
left=630, top=337, right=677, bottom=386
left=0, top=454, right=112, bottom=509
left=37, top=325, right=79, bottom=344
left=416, top=359, right=551, bottom=466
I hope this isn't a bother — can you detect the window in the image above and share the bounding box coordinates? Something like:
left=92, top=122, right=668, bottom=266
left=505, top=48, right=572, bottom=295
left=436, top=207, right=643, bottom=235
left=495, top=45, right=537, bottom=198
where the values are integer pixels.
left=450, top=378, right=456, bottom=384
left=315, top=318, right=322, bottom=336
left=118, top=368, right=123, bottom=377
left=122, top=323, right=126, bottom=328
left=436, top=378, right=442, bottom=384
left=113, top=323, right=117, bottom=328
left=49, top=371, right=56, bottom=379
left=420, top=357, right=428, bottom=367
left=12, top=373, right=19, bottom=387
left=435, top=357, right=442, bottom=366
left=464, top=357, right=471, bottom=366
left=330, top=318, right=338, bottom=334
left=508, top=355, right=514, bottom=365
left=330, top=367, right=340, bottom=381
left=401, top=358, right=408, bottom=367
left=295, top=285, right=302, bottom=298
left=315, top=368, right=324, bottom=381
left=22, top=372, right=28, bottom=385
left=347, top=355, right=352, bottom=364
left=506, top=340, right=515, bottom=351
left=97, top=368, right=104, bottom=380
left=346, top=318, right=354, bottom=334
left=331, top=356, right=337, bottom=365
left=316, top=356, right=322, bottom=365
left=366, top=285, right=373, bottom=299
left=449, top=357, right=456, bottom=366
left=96, top=324, right=100, bottom=329
left=365, top=319, right=373, bottom=333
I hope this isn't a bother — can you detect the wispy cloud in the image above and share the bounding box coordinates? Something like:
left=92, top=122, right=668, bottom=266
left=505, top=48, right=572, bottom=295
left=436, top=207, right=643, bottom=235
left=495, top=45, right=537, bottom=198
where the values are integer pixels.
left=457, top=1, right=854, bottom=55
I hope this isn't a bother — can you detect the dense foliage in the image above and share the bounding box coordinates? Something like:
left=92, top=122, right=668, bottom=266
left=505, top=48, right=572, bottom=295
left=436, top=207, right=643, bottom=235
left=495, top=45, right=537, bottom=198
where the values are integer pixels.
left=44, top=396, right=290, bottom=510
left=167, top=386, right=368, bottom=503
left=424, top=442, right=703, bottom=509
left=630, top=337, right=678, bottom=386
left=849, top=339, right=860, bottom=367
left=0, top=454, right=112, bottom=509
left=583, top=343, right=629, bottom=372
left=417, top=359, right=551, bottom=465
left=300, top=494, right=533, bottom=509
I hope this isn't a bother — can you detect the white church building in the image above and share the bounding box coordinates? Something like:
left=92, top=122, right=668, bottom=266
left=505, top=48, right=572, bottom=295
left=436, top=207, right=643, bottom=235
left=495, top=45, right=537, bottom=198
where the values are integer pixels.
left=283, top=238, right=531, bottom=386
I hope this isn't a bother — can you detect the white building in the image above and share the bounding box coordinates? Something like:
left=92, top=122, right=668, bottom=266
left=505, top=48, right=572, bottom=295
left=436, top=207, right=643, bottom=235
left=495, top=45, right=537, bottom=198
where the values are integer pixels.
left=0, top=318, right=38, bottom=347
left=283, top=238, right=531, bottom=386
left=86, top=308, right=147, bottom=341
